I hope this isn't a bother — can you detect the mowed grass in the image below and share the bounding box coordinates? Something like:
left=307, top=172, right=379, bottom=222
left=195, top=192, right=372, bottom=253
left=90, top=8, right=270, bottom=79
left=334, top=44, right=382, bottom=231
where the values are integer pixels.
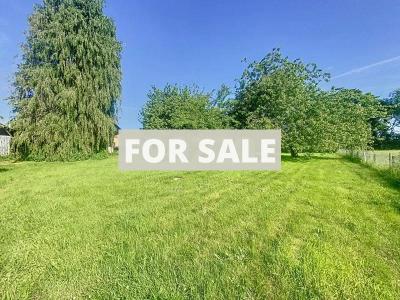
left=0, top=156, right=399, bottom=299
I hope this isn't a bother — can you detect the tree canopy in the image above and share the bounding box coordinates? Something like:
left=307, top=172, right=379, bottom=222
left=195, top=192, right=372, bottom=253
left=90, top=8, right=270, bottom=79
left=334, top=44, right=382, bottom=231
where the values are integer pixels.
left=386, top=89, right=400, bottom=132
left=319, top=88, right=386, bottom=152
left=229, top=49, right=386, bottom=156
left=230, top=49, right=328, bottom=156
left=375, top=89, right=400, bottom=149
left=9, top=0, right=121, bottom=160
left=140, top=85, right=232, bottom=130
left=140, top=50, right=358, bottom=157
left=139, top=50, right=390, bottom=157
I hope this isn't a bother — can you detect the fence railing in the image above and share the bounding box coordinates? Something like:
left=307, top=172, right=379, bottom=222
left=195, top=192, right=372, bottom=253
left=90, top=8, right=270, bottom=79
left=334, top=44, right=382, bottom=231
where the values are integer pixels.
left=340, top=150, right=400, bottom=168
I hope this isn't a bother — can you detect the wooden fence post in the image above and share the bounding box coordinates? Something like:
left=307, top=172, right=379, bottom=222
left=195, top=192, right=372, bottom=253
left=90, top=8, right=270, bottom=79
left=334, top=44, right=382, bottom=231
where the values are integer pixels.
left=389, top=153, right=392, bottom=168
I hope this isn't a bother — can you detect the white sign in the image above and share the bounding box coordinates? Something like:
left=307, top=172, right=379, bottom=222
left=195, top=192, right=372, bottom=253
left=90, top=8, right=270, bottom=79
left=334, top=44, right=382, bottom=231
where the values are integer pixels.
left=119, top=130, right=281, bottom=171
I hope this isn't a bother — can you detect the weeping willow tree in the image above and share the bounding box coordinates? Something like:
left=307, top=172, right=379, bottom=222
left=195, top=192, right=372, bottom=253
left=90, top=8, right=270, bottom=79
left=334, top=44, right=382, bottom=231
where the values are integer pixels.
left=9, top=0, right=121, bottom=160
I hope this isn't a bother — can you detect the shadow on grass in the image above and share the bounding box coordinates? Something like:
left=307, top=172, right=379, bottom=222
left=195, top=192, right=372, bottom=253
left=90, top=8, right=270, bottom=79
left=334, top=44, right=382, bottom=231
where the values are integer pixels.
left=0, top=168, right=9, bottom=173
left=342, top=155, right=400, bottom=212
left=343, top=155, right=400, bottom=184
left=282, top=154, right=339, bottom=163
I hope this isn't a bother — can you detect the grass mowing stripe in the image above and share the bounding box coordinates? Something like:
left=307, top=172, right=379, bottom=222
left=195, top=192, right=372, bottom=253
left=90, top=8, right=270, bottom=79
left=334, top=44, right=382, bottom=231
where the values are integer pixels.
left=0, top=155, right=399, bottom=299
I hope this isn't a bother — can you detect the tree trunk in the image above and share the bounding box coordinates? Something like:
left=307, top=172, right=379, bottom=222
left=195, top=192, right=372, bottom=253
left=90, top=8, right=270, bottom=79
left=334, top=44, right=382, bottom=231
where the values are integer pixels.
left=290, top=147, right=298, bottom=158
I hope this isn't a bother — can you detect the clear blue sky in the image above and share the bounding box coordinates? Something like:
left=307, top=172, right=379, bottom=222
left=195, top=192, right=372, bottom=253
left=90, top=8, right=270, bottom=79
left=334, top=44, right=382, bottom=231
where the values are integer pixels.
left=1, top=0, right=400, bottom=128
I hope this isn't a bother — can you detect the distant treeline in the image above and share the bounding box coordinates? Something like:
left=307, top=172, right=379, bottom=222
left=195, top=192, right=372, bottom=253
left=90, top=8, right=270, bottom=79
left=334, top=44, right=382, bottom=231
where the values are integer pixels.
left=140, top=49, right=399, bottom=157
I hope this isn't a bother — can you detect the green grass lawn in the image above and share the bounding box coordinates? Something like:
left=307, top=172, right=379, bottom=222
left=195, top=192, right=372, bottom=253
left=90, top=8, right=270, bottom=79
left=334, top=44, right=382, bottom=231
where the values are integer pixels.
left=0, top=155, right=399, bottom=299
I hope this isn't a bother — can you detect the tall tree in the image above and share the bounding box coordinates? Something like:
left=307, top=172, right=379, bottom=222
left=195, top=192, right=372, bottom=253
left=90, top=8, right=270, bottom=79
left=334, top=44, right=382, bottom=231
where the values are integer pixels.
left=231, top=49, right=330, bottom=157
left=231, top=49, right=386, bottom=156
left=10, top=0, right=121, bottom=160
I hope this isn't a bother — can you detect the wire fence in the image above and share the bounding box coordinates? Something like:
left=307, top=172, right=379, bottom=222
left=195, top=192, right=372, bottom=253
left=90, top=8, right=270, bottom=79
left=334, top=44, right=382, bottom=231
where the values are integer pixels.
left=340, top=150, right=400, bottom=169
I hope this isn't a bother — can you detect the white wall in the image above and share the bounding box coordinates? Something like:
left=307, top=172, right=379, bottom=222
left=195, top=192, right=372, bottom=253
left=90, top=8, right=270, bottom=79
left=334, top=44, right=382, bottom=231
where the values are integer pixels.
left=0, top=135, right=11, bottom=156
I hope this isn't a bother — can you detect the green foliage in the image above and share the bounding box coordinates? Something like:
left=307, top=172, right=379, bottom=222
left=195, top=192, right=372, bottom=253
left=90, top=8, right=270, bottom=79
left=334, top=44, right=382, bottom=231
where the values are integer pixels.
left=371, top=89, right=400, bottom=149
left=9, top=0, right=121, bottom=161
left=387, top=89, right=400, bottom=130
left=232, top=49, right=330, bottom=156
left=231, top=49, right=386, bottom=156
left=319, top=88, right=387, bottom=151
left=140, top=84, right=232, bottom=129
left=137, top=50, right=387, bottom=156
